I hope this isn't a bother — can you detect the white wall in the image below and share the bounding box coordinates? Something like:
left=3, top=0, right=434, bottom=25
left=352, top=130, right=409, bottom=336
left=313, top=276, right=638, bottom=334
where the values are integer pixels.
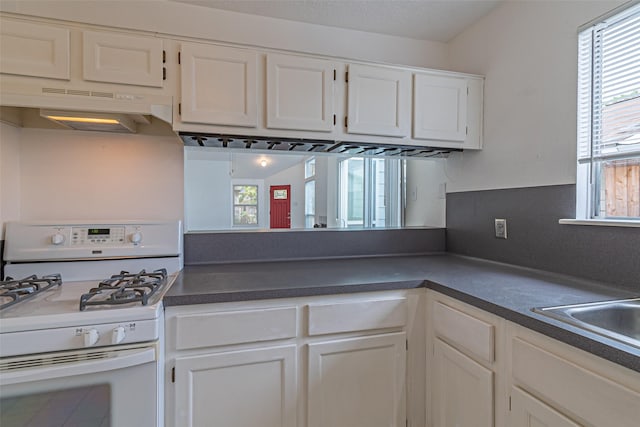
left=184, top=158, right=232, bottom=230
left=405, top=159, right=447, bottom=227
left=1, top=0, right=448, bottom=70
left=15, top=128, right=183, bottom=222
left=0, top=122, right=21, bottom=239
left=444, top=0, right=625, bottom=192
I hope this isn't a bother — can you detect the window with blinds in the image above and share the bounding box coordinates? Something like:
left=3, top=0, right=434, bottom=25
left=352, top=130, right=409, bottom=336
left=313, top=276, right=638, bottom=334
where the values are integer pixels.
left=577, top=2, right=640, bottom=219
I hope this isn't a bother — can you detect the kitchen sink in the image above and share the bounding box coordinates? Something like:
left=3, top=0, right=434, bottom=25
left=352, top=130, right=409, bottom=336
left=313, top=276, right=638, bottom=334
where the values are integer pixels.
left=532, top=297, right=640, bottom=349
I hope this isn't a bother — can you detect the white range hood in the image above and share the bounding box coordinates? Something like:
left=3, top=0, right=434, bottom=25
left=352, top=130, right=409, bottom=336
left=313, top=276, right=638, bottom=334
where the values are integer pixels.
left=0, top=82, right=173, bottom=133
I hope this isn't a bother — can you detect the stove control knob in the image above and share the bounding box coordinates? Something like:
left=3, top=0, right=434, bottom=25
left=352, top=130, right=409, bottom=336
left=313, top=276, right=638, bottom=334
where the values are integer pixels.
left=51, top=233, right=65, bottom=246
left=112, top=326, right=126, bottom=344
left=129, top=231, right=143, bottom=245
left=83, top=329, right=100, bottom=347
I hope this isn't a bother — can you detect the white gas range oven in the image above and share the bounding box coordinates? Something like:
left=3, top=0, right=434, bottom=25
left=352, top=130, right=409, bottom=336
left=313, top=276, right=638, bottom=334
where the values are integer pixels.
left=0, top=220, right=182, bottom=427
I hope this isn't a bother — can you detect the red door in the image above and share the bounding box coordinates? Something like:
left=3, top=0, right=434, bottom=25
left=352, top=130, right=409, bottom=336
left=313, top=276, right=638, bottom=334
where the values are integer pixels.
left=270, top=185, right=291, bottom=229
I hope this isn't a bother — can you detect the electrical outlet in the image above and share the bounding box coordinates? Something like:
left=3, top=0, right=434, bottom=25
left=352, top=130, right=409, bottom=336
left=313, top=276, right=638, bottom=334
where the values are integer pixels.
left=495, top=218, right=507, bottom=239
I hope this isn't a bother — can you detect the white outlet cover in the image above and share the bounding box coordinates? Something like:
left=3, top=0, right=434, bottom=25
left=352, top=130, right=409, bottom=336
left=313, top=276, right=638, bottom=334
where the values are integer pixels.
left=495, top=218, right=507, bottom=239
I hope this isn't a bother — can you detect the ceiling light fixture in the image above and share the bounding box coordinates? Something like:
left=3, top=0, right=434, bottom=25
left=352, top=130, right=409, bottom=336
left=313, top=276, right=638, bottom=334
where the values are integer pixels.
left=260, top=159, right=268, bottom=167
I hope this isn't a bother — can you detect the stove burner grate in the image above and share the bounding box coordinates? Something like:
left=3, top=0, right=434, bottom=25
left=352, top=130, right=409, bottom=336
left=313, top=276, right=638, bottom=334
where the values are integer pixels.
left=0, top=274, right=63, bottom=311
left=79, top=269, right=167, bottom=311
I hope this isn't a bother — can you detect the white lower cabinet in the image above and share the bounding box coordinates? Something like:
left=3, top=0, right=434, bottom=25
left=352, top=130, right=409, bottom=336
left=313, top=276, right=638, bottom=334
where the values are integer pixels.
left=307, top=332, right=406, bottom=427
left=432, top=338, right=493, bottom=427
left=427, top=292, right=501, bottom=427
left=508, top=326, right=640, bottom=427
left=174, top=345, right=297, bottom=427
left=165, top=291, right=417, bottom=427
left=510, top=386, right=580, bottom=427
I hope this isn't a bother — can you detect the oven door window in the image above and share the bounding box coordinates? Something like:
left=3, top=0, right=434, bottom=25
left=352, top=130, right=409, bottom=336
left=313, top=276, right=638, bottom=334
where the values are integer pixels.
left=0, top=346, right=158, bottom=427
left=1, top=384, right=110, bottom=426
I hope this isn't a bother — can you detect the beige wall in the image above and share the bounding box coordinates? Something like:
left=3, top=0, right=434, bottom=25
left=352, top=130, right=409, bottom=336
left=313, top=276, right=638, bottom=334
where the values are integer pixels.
left=444, top=0, right=625, bottom=192
left=9, top=126, right=183, bottom=224
left=0, top=122, right=21, bottom=239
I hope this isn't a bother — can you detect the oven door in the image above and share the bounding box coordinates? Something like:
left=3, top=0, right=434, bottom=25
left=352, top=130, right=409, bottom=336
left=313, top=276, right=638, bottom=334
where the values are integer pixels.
left=0, top=343, right=159, bottom=427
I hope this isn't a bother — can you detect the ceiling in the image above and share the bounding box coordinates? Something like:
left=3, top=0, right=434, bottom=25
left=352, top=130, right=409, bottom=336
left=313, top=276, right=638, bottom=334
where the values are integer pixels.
left=171, top=0, right=503, bottom=42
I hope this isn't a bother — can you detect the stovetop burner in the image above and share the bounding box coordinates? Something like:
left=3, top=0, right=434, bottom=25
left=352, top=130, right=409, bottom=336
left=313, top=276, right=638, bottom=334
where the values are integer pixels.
left=79, top=269, right=167, bottom=311
left=0, top=274, right=62, bottom=311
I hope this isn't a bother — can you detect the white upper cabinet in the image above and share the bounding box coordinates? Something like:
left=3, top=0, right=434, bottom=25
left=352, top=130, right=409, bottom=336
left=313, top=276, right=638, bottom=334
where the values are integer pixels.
left=180, top=43, right=257, bottom=127
left=346, top=64, right=411, bottom=137
left=0, top=19, right=70, bottom=80
left=413, top=73, right=468, bottom=142
left=82, top=31, right=164, bottom=87
left=266, top=54, right=335, bottom=132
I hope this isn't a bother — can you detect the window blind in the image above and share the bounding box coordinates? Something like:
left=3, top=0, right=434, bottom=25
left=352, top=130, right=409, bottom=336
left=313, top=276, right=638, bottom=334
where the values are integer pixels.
left=578, top=3, right=640, bottom=164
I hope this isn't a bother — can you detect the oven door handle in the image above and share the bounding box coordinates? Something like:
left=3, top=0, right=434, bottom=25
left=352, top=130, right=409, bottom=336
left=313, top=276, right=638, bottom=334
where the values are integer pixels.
left=0, top=347, right=156, bottom=385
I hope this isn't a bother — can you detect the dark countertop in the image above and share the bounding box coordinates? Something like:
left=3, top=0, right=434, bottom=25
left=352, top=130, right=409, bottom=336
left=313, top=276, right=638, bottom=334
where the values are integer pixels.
left=164, top=253, right=640, bottom=372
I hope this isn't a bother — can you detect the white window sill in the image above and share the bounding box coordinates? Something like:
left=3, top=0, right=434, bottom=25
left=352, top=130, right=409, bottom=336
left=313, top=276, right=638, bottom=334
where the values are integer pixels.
left=559, top=219, right=640, bottom=228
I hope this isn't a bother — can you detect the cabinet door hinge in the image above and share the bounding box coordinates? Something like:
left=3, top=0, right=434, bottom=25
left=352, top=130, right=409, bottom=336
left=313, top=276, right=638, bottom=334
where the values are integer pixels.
left=333, top=114, right=336, bottom=126
left=178, top=103, right=181, bottom=115
left=333, top=69, right=336, bottom=81
left=345, top=71, right=349, bottom=83
left=467, top=86, right=469, bottom=95
left=508, top=395, right=512, bottom=411
left=171, top=367, right=175, bottom=383
left=163, top=67, right=167, bottom=81
left=466, top=126, right=468, bottom=135
left=344, top=116, right=348, bottom=128
left=178, top=52, right=181, bottom=65
left=162, top=50, right=166, bottom=64
left=405, top=340, right=409, bottom=351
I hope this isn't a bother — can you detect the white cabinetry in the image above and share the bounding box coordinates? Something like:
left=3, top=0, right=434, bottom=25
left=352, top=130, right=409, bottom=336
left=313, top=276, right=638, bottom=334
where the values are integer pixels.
left=174, top=345, right=297, bottom=427
left=413, top=73, right=483, bottom=148
left=508, top=325, right=640, bottom=427
left=0, top=19, right=70, bottom=80
left=413, top=74, right=467, bottom=142
left=346, top=64, right=411, bottom=137
left=165, top=291, right=418, bottom=427
left=166, top=305, right=298, bottom=427
left=308, top=333, right=406, bottom=427
left=266, top=53, right=335, bottom=132
left=82, top=31, right=164, bottom=87
left=180, top=43, right=257, bottom=127
left=432, top=338, right=493, bottom=427
left=426, top=291, right=504, bottom=427
left=510, top=386, right=580, bottom=427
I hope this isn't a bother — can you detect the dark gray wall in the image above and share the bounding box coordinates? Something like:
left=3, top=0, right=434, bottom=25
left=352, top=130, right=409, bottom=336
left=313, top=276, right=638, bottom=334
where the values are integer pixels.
left=446, top=184, right=640, bottom=291
left=184, top=228, right=446, bottom=264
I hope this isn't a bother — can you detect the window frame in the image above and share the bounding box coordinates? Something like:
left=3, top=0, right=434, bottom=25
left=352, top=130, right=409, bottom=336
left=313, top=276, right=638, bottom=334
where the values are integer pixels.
left=231, top=183, right=260, bottom=227
left=575, top=2, right=640, bottom=223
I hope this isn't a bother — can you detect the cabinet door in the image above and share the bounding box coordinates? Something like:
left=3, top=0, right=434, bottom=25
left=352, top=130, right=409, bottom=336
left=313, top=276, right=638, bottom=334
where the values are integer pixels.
left=174, top=345, right=297, bottom=427
left=413, top=74, right=467, bottom=142
left=308, top=332, right=406, bottom=427
left=82, top=31, right=164, bottom=87
left=432, top=338, right=493, bottom=427
left=346, top=64, right=410, bottom=137
left=0, top=19, right=70, bottom=80
left=180, top=43, right=257, bottom=127
left=266, top=54, right=334, bottom=132
left=510, top=387, right=580, bottom=427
